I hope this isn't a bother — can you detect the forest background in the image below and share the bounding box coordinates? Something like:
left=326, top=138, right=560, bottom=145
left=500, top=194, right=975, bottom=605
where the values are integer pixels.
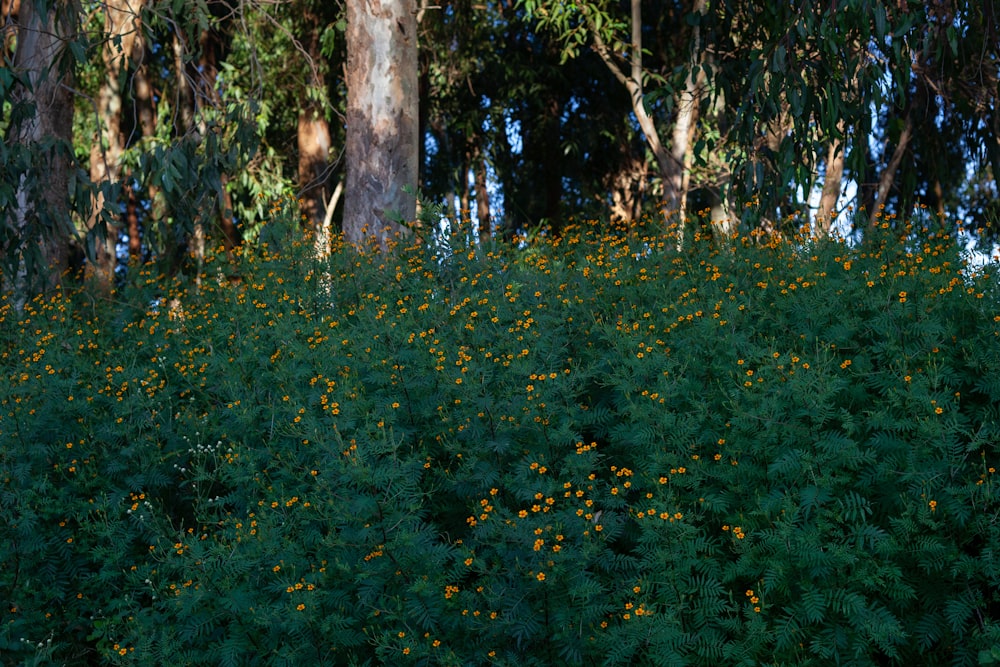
left=1, top=0, right=998, bottom=292
left=3, top=0, right=1000, bottom=665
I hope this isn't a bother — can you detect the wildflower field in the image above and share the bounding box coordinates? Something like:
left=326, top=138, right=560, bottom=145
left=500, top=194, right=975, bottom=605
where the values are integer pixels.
left=3, top=213, right=1000, bottom=666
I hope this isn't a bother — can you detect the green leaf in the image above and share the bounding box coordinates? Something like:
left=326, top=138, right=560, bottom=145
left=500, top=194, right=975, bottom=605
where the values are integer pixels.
left=800, top=589, right=827, bottom=624
left=771, top=44, right=786, bottom=73
left=68, top=39, right=86, bottom=64
left=873, top=3, right=887, bottom=41
left=946, top=25, right=959, bottom=55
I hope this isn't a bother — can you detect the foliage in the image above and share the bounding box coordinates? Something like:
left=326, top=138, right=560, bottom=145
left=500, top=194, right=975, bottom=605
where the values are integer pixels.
left=4, top=0, right=998, bottom=302
left=2, top=209, right=1000, bottom=665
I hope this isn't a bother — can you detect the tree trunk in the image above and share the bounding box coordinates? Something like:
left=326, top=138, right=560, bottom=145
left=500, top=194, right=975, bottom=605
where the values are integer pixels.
left=168, top=28, right=200, bottom=276
left=297, top=8, right=332, bottom=241
left=671, top=13, right=706, bottom=221
left=170, top=20, right=238, bottom=278
left=133, top=24, right=156, bottom=140
left=88, top=0, right=143, bottom=286
left=473, top=144, right=492, bottom=238
left=608, top=153, right=647, bottom=223
left=9, top=0, right=76, bottom=305
left=197, top=25, right=239, bottom=255
left=870, top=104, right=914, bottom=227
left=541, top=96, right=562, bottom=232
left=588, top=0, right=704, bottom=243
left=316, top=178, right=343, bottom=258
left=816, top=137, right=845, bottom=233
left=298, top=109, right=332, bottom=230
left=344, top=0, right=419, bottom=251
left=128, top=12, right=155, bottom=261
left=493, top=110, right=517, bottom=238
left=459, top=151, right=471, bottom=222
left=172, top=30, right=195, bottom=136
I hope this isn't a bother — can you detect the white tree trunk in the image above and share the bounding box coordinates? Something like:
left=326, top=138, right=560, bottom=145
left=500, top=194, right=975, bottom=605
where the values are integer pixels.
left=343, top=0, right=419, bottom=252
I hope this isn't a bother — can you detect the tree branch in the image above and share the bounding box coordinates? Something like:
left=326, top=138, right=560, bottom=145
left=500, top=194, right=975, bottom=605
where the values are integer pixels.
left=870, top=103, right=914, bottom=226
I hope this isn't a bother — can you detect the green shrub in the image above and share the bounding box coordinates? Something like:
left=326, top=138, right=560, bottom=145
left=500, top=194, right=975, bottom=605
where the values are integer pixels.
left=2, top=214, right=999, bottom=665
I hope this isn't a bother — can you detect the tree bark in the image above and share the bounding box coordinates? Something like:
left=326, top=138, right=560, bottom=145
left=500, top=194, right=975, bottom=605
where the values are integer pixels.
left=296, top=7, right=332, bottom=243
left=172, top=30, right=195, bottom=136
left=9, top=0, right=76, bottom=304
left=88, top=0, right=143, bottom=286
left=298, top=108, right=332, bottom=227
left=541, top=96, right=562, bottom=232
left=816, top=137, right=845, bottom=233
left=608, top=152, right=647, bottom=223
left=344, top=0, right=419, bottom=251
left=128, top=13, right=155, bottom=261
left=459, top=150, right=471, bottom=221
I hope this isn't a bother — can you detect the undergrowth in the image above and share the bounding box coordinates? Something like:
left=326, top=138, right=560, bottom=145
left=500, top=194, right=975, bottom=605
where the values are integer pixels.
left=2, top=211, right=1000, bottom=666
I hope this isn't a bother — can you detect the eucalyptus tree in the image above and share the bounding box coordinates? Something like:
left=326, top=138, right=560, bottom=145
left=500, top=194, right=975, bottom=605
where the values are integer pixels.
left=418, top=0, right=671, bottom=237
left=219, top=0, right=346, bottom=257
left=295, top=0, right=339, bottom=255
left=881, top=0, right=999, bottom=239
left=418, top=0, right=576, bottom=237
left=703, top=0, right=967, bottom=235
left=88, top=0, right=145, bottom=286
left=4, top=0, right=78, bottom=305
left=343, top=0, right=418, bottom=251
left=520, top=0, right=709, bottom=239
left=419, top=0, right=501, bottom=235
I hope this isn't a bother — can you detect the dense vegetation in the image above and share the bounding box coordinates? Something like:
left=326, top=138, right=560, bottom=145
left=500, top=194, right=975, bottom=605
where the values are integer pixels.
left=3, top=209, right=1000, bottom=665
left=4, top=0, right=998, bottom=299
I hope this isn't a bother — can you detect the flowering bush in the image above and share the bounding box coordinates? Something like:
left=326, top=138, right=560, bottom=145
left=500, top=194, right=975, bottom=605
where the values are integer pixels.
left=2, top=213, right=1000, bottom=665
